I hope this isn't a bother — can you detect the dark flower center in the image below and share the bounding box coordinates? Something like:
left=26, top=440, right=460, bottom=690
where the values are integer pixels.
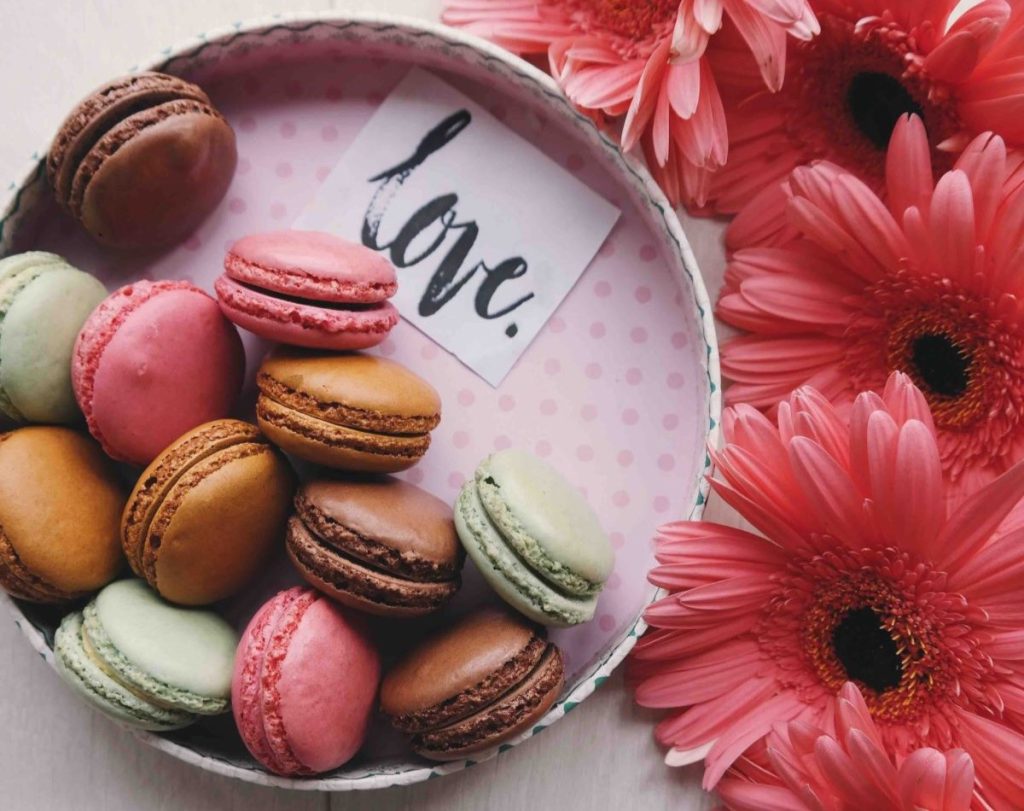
left=847, top=72, right=924, bottom=149
left=832, top=607, right=903, bottom=692
left=911, top=333, right=971, bottom=397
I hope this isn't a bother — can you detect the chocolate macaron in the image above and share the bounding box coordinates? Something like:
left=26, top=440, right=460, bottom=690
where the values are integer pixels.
left=380, top=610, right=565, bottom=760
left=47, top=72, right=236, bottom=249
left=121, top=419, right=294, bottom=605
left=287, top=477, right=464, bottom=617
left=256, top=349, right=441, bottom=473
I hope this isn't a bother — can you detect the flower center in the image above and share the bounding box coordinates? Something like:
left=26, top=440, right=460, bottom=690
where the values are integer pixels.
left=572, top=0, right=677, bottom=41
left=846, top=72, right=925, bottom=150
left=910, top=333, right=970, bottom=397
left=786, top=14, right=961, bottom=186
left=831, top=607, right=903, bottom=692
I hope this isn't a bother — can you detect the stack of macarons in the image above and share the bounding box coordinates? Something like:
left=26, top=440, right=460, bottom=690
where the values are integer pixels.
left=0, top=66, right=624, bottom=782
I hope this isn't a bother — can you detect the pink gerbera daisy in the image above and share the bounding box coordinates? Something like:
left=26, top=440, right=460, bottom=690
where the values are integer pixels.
left=632, top=373, right=1024, bottom=809
left=702, top=0, right=1024, bottom=213
left=719, top=683, right=977, bottom=811
left=717, top=116, right=1024, bottom=500
left=442, top=0, right=818, bottom=205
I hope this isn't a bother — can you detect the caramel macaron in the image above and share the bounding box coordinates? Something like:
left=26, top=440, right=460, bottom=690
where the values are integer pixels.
left=47, top=72, right=236, bottom=250
left=380, top=610, right=565, bottom=760
left=256, top=349, right=441, bottom=473
left=287, top=477, right=464, bottom=617
left=0, top=427, right=125, bottom=603
left=121, top=420, right=294, bottom=606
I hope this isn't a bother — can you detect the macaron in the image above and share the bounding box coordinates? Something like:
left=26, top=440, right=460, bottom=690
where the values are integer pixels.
left=256, top=349, right=441, bottom=473
left=121, top=419, right=294, bottom=606
left=216, top=230, right=400, bottom=350
left=47, top=72, right=237, bottom=249
left=380, top=609, right=564, bottom=760
left=232, top=587, right=380, bottom=776
left=0, top=427, right=124, bottom=603
left=72, top=280, right=245, bottom=465
left=54, top=579, right=238, bottom=731
left=454, top=449, right=614, bottom=627
left=287, top=476, right=464, bottom=617
left=0, top=251, right=107, bottom=424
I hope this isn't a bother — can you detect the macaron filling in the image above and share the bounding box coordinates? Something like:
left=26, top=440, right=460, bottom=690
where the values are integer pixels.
left=455, top=484, right=598, bottom=625
left=224, top=251, right=398, bottom=302
left=391, top=634, right=549, bottom=734
left=82, top=602, right=228, bottom=715
left=412, top=646, right=564, bottom=755
left=476, top=471, right=604, bottom=597
left=287, top=517, right=458, bottom=610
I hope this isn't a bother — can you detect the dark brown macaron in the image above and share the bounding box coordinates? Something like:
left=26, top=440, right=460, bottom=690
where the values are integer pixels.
left=287, top=477, right=464, bottom=617
left=380, top=610, right=565, bottom=760
left=47, top=72, right=236, bottom=250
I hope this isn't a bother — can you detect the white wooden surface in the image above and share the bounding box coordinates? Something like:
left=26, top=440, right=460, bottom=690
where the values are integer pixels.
left=0, top=2, right=729, bottom=809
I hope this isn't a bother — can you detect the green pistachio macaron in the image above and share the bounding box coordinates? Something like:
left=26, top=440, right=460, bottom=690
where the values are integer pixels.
left=53, top=579, right=238, bottom=730
left=0, top=251, right=107, bottom=424
left=455, top=449, right=614, bottom=627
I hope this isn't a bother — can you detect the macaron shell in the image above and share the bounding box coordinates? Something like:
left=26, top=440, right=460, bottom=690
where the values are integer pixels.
left=454, top=483, right=596, bottom=627
left=257, top=395, right=429, bottom=473
left=258, top=350, right=442, bottom=429
left=233, top=587, right=305, bottom=775
left=48, top=73, right=211, bottom=206
left=414, top=646, right=564, bottom=761
left=76, top=105, right=237, bottom=249
left=145, top=442, right=293, bottom=605
left=215, top=275, right=398, bottom=350
left=275, top=596, right=380, bottom=772
left=298, top=477, right=461, bottom=571
left=0, top=427, right=125, bottom=599
left=225, top=230, right=397, bottom=302
left=77, top=284, right=244, bottom=464
left=0, top=266, right=107, bottom=423
left=380, top=609, right=540, bottom=721
left=286, top=518, right=458, bottom=617
left=54, top=612, right=194, bottom=731
left=478, top=449, right=613, bottom=587
left=94, top=579, right=237, bottom=701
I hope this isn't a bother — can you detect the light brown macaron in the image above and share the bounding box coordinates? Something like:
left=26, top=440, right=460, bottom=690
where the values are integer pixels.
left=47, top=72, right=237, bottom=250
left=0, top=427, right=125, bottom=603
left=121, top=419, right=294, bottom=606
left=256, top=349, right=441, bottom=473
left=287, top=477, right=464, bottom=617
left=380, top=610, right=565, bottom=760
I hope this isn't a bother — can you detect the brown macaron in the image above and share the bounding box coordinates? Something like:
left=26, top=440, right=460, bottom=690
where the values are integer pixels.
left=47, top=72, right=237, bottom=250
left=380, top=610, right=565, bottom=760
left=287, top=477, right=464, bottom=617
left=256, top=349, right=441, bottom=473
left=0, top=427, right=125, bottom=603
left=121, top=419, right=294, bottom=606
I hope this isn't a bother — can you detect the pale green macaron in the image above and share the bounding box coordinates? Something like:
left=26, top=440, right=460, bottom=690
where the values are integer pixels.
left=455, top=449, right=614, bottom=627
left=53, top=579, right=238, bottom=731
left=0, top=251, right=107, bottom=424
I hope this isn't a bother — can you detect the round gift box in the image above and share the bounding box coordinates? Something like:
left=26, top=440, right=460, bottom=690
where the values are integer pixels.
left=0, top=11, right=721, bottom=790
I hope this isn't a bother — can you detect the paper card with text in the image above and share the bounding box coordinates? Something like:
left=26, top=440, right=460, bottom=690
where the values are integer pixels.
left=294, top=68, right=620, bottom=386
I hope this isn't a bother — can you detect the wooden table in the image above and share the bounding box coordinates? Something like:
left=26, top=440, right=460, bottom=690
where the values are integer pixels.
left=0, top=2, right=728, bottom=808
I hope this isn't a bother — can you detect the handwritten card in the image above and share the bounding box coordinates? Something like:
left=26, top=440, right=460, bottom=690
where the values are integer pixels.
left=295, top=68, right=619, bottom=386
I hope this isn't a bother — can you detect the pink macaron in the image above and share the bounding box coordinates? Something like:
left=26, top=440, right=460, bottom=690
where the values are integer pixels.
left=232, top=587, right=380, bottom=776
left=72, top=280, right=245, bottom=465
left=215, top=230, right=399, bottom=350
